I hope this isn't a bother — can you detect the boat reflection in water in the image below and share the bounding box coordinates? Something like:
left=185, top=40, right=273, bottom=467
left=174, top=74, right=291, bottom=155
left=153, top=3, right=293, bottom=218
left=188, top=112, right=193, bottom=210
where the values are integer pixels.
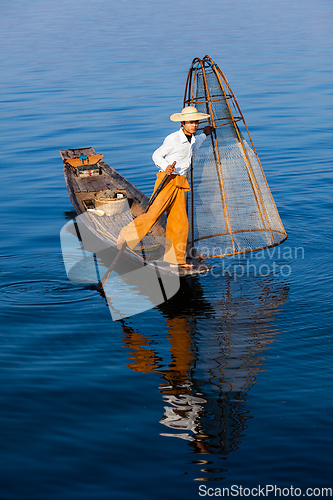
left=60, top=214, right=289, bottom=458
left=121, top=273, right=289, bottom=457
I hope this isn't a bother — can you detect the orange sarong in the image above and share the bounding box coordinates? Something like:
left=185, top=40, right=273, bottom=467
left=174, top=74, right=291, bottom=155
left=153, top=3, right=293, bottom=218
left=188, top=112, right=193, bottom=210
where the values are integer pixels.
left=121, top=172, right=191, bottom=265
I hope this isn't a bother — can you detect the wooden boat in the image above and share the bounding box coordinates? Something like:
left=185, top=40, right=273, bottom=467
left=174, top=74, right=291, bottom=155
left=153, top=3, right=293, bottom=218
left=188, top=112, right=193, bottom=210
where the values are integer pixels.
left=60, top=147, right=212, bottom=276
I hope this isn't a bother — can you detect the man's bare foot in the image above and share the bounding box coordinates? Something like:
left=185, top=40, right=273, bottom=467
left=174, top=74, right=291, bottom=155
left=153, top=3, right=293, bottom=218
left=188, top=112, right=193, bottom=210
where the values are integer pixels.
left=117, top=233, right=126, bottom=250
left=170, top=263, right=194, bottom=269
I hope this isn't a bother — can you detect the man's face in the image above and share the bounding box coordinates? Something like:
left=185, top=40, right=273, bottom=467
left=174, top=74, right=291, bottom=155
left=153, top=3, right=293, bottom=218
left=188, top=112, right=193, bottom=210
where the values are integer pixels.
left=182, top=120, right=199, bottom=135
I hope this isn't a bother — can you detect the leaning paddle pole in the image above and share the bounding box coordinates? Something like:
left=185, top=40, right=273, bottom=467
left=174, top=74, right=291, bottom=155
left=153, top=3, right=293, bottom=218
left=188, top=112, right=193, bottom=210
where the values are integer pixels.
left=96, top=161, right=176, bottom=294
left=145, top=161, right=176, bottom=211
left=96, top=241, right=127, bottom=294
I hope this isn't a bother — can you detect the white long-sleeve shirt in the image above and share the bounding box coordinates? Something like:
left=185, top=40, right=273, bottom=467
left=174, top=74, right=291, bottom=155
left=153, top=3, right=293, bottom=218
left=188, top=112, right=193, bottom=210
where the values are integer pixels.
left=152, top=128, right=207, bottom=177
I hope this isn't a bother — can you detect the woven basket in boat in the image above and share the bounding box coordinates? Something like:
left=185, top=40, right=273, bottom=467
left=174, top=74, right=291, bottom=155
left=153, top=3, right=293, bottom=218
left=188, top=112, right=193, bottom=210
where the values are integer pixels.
left=95, top=191, right=127, bottom=216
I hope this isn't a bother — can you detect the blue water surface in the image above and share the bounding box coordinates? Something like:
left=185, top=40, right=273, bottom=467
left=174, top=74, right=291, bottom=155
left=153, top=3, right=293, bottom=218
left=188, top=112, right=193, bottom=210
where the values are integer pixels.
left=1, top=1, right=332, bottom=499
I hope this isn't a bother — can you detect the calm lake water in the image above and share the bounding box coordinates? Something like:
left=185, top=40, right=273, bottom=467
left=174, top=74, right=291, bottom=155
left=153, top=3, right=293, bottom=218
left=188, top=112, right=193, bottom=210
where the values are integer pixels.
left=1, top=1, right=333, bottom=499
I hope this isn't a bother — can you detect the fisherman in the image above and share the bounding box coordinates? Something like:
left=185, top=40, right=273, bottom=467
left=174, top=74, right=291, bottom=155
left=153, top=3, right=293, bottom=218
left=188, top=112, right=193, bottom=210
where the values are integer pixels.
left=117, top=106, right=214, bottom=268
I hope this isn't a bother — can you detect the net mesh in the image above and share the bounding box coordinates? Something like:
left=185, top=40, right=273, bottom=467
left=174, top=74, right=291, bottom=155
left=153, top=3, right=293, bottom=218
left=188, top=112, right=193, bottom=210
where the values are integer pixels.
left=186, top=57, right=287, bottom=258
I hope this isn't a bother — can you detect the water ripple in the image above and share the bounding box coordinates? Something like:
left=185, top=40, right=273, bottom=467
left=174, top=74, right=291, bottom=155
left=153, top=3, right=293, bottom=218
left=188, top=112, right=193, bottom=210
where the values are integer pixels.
left=0, top=280, right=95, bottom=306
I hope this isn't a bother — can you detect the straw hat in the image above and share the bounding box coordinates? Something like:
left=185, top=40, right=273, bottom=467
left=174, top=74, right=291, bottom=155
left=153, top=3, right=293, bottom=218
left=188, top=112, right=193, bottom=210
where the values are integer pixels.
left=170, top=106, right=210, bottom=122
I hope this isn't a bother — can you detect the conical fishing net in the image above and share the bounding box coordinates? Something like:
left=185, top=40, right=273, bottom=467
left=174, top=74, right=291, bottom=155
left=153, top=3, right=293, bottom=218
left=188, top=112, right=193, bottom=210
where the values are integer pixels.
left=184, top=56, right=287, bottom=258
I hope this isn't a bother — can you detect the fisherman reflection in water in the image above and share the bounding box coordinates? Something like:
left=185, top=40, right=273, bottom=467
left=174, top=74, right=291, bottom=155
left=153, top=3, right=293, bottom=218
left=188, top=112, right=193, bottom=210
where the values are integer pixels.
left=117, top=106, right=214, bottom=269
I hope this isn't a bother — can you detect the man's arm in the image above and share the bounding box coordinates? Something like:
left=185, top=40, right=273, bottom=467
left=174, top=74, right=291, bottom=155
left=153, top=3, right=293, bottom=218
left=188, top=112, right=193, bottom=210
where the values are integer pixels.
left=204, top=125, right=215, bottom=136
left=152, top=135, right=174, bottom=171
left=193, top=126, right=215, bottom=151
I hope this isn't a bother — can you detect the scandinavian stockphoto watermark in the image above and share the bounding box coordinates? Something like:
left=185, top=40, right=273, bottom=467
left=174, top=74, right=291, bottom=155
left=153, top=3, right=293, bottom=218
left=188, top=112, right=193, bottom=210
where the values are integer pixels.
left=198, top=244, right=304, bottom=281
left=198, top=484, right=332, bottom=497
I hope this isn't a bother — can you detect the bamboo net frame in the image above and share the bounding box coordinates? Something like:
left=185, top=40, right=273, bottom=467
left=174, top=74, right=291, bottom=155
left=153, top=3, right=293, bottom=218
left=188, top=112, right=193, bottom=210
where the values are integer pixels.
left=184, top=56, right=287, bottom=259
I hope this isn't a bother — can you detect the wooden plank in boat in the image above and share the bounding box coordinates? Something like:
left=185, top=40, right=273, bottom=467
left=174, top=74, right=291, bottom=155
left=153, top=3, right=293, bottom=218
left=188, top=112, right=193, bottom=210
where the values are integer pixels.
left=61, top=147, right=95, bottom=159
left=101, top=175, right=124, bottom=191
left=76, top=147, right=95, bottom=156
left=99, top=164, right=128, bottom=191
left=100, top=177, right=120, bottom=191
left=72, top=176, right=90, bottom=192
left=109, top=177, right=126, bottom=191
left=70, top=176, right=80, bottom=193
left=84, top=177, right=100, bottom=192
left=73, top=174, right=99, bottom=193
left=89, top=177, right=109, bottom=192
